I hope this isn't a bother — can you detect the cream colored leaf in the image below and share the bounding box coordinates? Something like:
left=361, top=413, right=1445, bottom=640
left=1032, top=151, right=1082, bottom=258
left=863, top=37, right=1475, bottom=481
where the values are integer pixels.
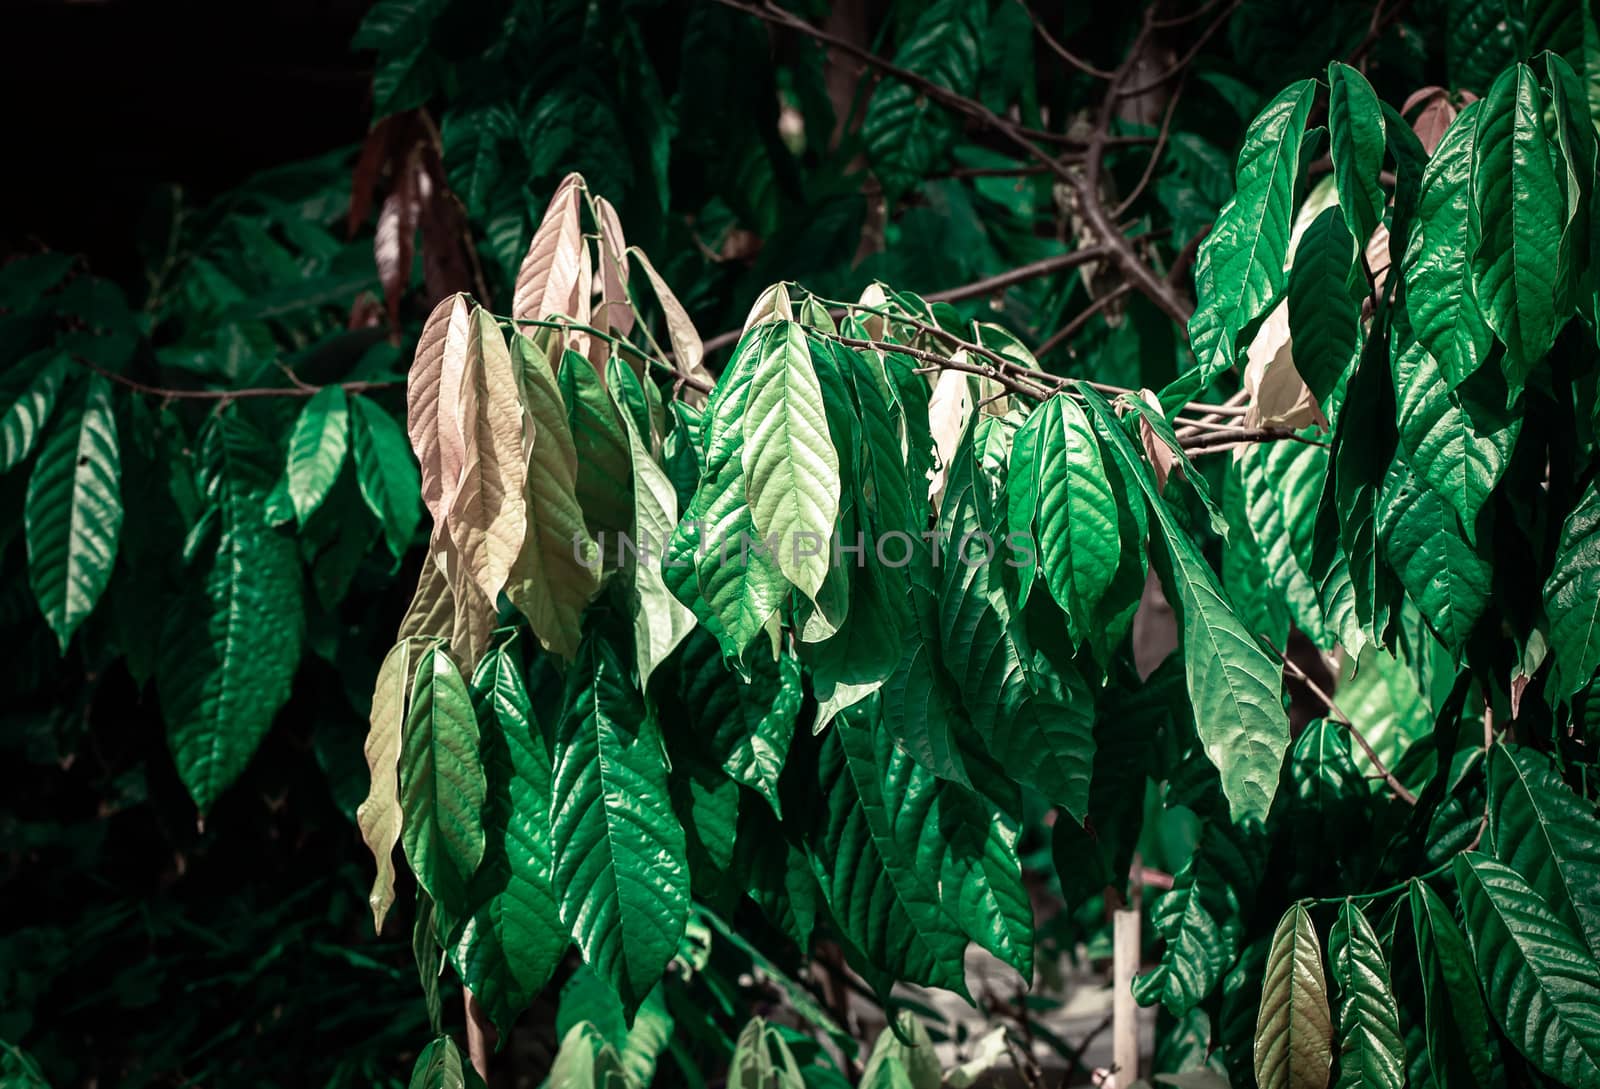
left=408, top=293, right=472, bottom=529
left=1138, top=388, right=1179, bottom=492
left=1243, top=302, right=1326, bottom=430
left=505, top=333, right=601, bottom=658
left=629, top=245, right=711, bottom=405
left=356, top=638, right=411, bottom=933
left=447, top=308, right=528, bottom=607
left=444, top=533, right=496, bottom=672
left=743, top=282, right=793, bottom=334
left=512, top=173, right=585, bottom=323
left=857, top=282, right=889, bottom=339
left=927, top=366, right=973, bottom=508
left=589, top=196, right=635, bottom=373
left=569, top=237, right=594, bottom=362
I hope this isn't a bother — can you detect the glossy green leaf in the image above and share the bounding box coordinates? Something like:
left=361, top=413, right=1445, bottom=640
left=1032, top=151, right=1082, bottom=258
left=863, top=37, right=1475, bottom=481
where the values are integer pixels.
left=159, top=411, right=303, bottom=813
left=1327, top=62, right=1387, bottom=246
left=1254, top=904, right=1333, bottom=1089
left=860, top=0, right=984, bottom=197
left=617, top=405, right=694, bottom=686
left=1392, top=311, right=1519, bottom=540
left=555, top=968, right=673, bottom=1089
left=25, top=373, right=121, bottom=651
left=1236, top=439, right=1332, bottom=648
left=506, top=334, right=601, bottom=660
left=286, top=384, right=348, bottom=526
left=407, top=1035, right=485, bottom=1089
left=679, top=631, right=799, bottom=819
left=1545, top=485, right=1600, bottom=698
left=1486, top=744, right=1600, bottom=957
left=1084, top=387, right=1289, bottom=823
left=548, top=1023, right=629, bottom=1089
left=1328, top=901, right=1404, bottom=1089
left=1024, top=396, right=1120, bottom=641
left=1286, top=205, right=1360, bottom=420
left=450, top=647, right=565, bottom=1037
left=729, top=1017, right=807, bottom=1089
left=1375, top=455, right=1490, bottom=654
left=1406, top=101, right=1493, bottom=388
left=1455, top=852, right=1600, bottom=1089
left=741, top=320, right=840, bottom=606
left=559, top=347, right=634, bottom=543
left=0, top=353, right=68, bottom=473
left=1133, top=825, right=1256, bottom=1016
left=1471, top=63, right=1569, bottom=384
left=400, top=646, right=487, bottom=926
left=1187, top=79, right=1318, bottom=383
left=1409, top=879, right=1499, bottom=1088
left=350, top=393, right=423, bottom=560
left=550, top=633, right=689, bottom=1012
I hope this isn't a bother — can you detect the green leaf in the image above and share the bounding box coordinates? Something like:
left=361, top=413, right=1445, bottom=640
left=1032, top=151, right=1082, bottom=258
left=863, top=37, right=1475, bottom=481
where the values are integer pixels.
left=861, top=1012, right=941, bottom=1089
left=1392, top=311, right=1519, bottom=541
left=559, top=348, right=634, bottom=543
left=550, top=632, right=689, bottom=1013
left=1486, top=745, right=1600, bottom=957
left=1328, top=901, right=1404, bottom=1089
left=729, top=1017, right=807, bottom=1089
left=1235, top=439, right=1332, bottom=648
left=670, top=329, right=787, bottom=663
left=1455, top=852, right=1600, bottom=1089
left=1471, top=63, right=1569, bottom=386
left=350, top=393, right=422, bottom=560
left=678, top=631, right=799, bottom=819
left=506, top=335, right=601, bottom=659
left=1409, top=879, right=1500, bottom=1088
left=1084, top=387, right=1289, bottom=824
left=1327, top=62, right=1388, bottom=246
left=1254, top=904, right=1333, bottom=1089
left=1545, top=485, right=1600, bottom=698
left=0, top=353, right=68, bottom=473
left=1406, top=101, right=1494, bottom=389
left=548, top=1023, right=629, bottom=1089
left=860, top=0, right=985, bottom=198
left=616, top=400, right=694, bottom=687
left=159, top=411, right=303, bottom=813
left=1286, top=205, right=1360, bottom=420
left=450, top=647, right=566, bottom=1037
left=401, top=646, right=487, bottom=927
left=1022, top=397, right=1120, bottom=641
left=1187, top=79, right=1318, bottom=384
left=407, top=1035, right=485, bottom=1089
left=25, top=373, right=121, bottom=650
left=358, top=639, right=412, bottom=933
left=741, top=320, right=841, bottom=606
left=555, top=968, right=674, bottom=1089
left=808, top=721, right=971, bottom=998
left=285, top=384, right=349, bottom=526
left=1375, top=455, right=1491, bottom=653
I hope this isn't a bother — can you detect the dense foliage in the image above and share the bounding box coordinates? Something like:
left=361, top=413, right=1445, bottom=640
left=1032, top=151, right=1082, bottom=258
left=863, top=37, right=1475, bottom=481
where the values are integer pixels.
left=5, top=1, right=1600, bottom=1088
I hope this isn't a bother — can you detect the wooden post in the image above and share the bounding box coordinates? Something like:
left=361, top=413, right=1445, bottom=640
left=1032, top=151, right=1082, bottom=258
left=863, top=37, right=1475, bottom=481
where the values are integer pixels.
left=1112, top=907, right=1141, bottom=1084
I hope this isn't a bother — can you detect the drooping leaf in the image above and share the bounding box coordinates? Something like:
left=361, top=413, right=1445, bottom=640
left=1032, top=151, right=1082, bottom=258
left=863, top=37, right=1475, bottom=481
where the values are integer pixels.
left=1236, top=438, right=1332, bottom=648
left=25, top=373, right=121, bottom=650
left=550, top=632, right=689, bottom=1013
left=407, top=1035, right=485, bottom=1089
left=447, top=308, right=527, bottom=608
left=159, top=411, right=303, bottom=813
left=400, top=646, right=487, bottom=928
left=728, top=1017, right=807, bottom=1089
left=1454, top=852, right=1600, bottom=1089
left=451, top=647, right=566, bottom=1037
left=1327, top=62, right=1388, bottom=247
left=286, top=384, right=349, bottom=526
left=1486, top=744, right=1600, bottom=958
left=1545, top=485, right=1600, bottom=699
left=559, top=347, right=634, bottom=545
left=1187, top=79, right=1319, bottom=384
left=740, top=320, right=840, bottom=606
left=548, top=1022, right=628, bottom=1089
left=1409, top=879, right=1500, bottom=1088
left=505, top=334, right=600, bottom=659
left=1471, top=63, right=1569, bottom=387
left=1402, top=101, right=1494, bottom=390
left=1084, top=387, right=1289, bottom=824
left=351, top=393, right=423, bottom=559
left=358, top=639, right=412, bottom=933
left=0, top=353, right=68, bottom=473
left=408, top=292, right=472, bottom=532
left=678, top=631, right=798, bottom=819
left=860, top=1012, right=941, bottom=1089
left=1327, top=900, right=1404, bottom=1089
left=1254, top=904, right=1333, bottom=1089
left=1286, top=205, right=1360, bottom=420
left=514, top=173, right=585, bottom=325
left=617, top=406, right=695, bottom=687
left=1374, top=454, right=1491, bottom=654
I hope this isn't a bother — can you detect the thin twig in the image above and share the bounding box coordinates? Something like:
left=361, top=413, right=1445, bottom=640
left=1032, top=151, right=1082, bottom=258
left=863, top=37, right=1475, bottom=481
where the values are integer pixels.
left=1034, top=282, right=1135, bottom=357
left=1110, top=69, right=1191, bottom=220
left=78, top=358, right=402, bottom=403
left=1272, top=643, right=1419, bottom=805
left=1015, top=0, right=1116, bottom=79
left=1116, top=0, right=1244, bottom=99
